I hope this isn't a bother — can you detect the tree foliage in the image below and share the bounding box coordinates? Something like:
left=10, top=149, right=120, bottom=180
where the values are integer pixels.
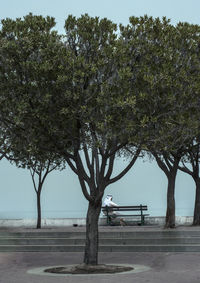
left=119, top=16, right=200, bottom=228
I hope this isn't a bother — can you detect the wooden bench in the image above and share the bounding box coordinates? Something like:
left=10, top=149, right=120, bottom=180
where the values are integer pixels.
left=102, top=205, right=149, bottom=226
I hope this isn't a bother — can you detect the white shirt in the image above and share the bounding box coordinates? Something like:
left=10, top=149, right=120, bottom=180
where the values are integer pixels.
left=103, top=195, right=118, bottom=207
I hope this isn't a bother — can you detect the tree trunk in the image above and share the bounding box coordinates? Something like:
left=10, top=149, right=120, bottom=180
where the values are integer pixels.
left=193, top=178, right=200, bottom=226
left=36, top=190, right=42, bottom=229
left=165, top=173, right=177, bottom=228
left=84, top=201, right=102, bottom=265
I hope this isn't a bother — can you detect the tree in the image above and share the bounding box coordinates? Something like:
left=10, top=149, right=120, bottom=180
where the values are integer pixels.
left=30, top=159, right=64, bottom=229
left=151, top=22, right=200, bottom=228
left=8, top=151, right=65, bottom=229
left=0, top=13, right=72, bottom=229
left=178, top=137, right=200, bottom=225
left=120, top=16, right=200, bottom=228
left=0, top=14, right=144, bottom=265
left=57, top=14, right=143, bottom=265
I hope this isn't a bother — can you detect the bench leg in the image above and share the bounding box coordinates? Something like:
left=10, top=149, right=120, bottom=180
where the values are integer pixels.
left=107, top=215, right=117, bottom=226
left=107, top=215, right=112, bottom=225
left=141, top=215, right=145, bottom=225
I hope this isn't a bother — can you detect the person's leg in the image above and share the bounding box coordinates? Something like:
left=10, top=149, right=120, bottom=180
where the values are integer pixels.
left=119, top=218, right=126, bottom=226
left=108, top=213, right=117, bottom=225
left=109, top=212, right=127, bottom=226
left=114, top=212, right=127, bottom=226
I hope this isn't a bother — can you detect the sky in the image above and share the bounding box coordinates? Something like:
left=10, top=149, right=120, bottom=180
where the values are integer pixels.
left=1, top=0, right=200, bottom=32
left=0, top=0, right=198, bottom=221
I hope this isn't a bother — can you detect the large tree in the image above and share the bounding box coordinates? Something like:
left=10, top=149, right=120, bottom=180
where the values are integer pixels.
left=0, top=13, right=72, bottom=229
left=0, top=14, right=143, bottom=265
left=151, top=22, right=200, bottom=228
left=56, top=14, right=143, bottom=265
left=120, top=16, right=200, bottom=228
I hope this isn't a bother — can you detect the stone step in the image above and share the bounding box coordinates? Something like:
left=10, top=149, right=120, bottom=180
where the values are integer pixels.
left=0, top=232, right=86, bottom=238
left=1, top=237, right=200, bottom=245
left=1, top=230, right=200, bottom=252
left=1, top=230, right=200, bottom=238
left=0, top=244, right=200, bottom=252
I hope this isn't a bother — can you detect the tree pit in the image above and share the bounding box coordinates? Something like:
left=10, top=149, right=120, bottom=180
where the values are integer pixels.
left=45, top=264, right=134, bottom=274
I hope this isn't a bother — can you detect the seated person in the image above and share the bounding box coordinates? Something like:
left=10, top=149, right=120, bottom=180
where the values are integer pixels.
left=103, top=194, right=126, bottom=226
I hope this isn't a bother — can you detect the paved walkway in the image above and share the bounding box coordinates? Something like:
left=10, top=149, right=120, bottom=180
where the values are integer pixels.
left=0, top=225, right=200, bottom=283
left=0, top=224, right=199, bottom=232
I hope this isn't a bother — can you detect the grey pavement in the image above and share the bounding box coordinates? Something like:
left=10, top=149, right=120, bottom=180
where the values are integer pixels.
left=0, top=224, right=199, bottom=233
left=0, top=225, right=200, bottom=283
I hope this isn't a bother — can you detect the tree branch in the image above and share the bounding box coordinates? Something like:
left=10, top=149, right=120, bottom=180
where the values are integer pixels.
left=152, top=152, right=170, bottom=177
left=94, top=147, right=100, bottom=187
left=108, top=148, right=140, bottom=185
left=75, top=152, right=91, bottom=184
left=65, top=156, right=78, bottom=175
left=29, top=168, right=37, bottom=193
left=77, top=174, right=93, bottom=202
left=178, top=161, right=193, bottom=176
left=105, top=153, right=115, bottom=181
left=107, top=141, right=128, bottom=158
left=83, top=143, right=94, bottom=179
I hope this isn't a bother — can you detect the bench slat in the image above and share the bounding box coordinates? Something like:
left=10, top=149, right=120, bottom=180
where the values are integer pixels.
left=102, top=206, right=147, bottom=209
left=105, top=214, right=150, bottom=217
left=102, top=208, right=147, bottom=211
left=101, top=205, right=149, bottom=226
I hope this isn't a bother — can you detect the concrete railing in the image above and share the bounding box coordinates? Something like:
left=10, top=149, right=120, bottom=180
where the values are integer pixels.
left=0, top=216, right=193, bottom=227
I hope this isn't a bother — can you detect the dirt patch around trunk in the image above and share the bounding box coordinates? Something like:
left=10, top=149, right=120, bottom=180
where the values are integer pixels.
left=28, top=264, right=151, bottom=276
left=45, top=264, right=133, bottom=274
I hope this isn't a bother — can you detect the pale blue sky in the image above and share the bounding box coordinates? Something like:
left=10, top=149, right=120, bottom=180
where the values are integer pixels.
left=1, top=0, right=200, bottom=32
left=0, top=0, right=198, bottom=220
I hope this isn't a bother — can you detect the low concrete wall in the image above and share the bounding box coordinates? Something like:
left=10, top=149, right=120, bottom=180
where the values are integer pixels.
left=0, top=218, right=86, bottom=227
left=0, top=216, right=194, bottom=227
left=147, top=216, right=193, bottom=226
